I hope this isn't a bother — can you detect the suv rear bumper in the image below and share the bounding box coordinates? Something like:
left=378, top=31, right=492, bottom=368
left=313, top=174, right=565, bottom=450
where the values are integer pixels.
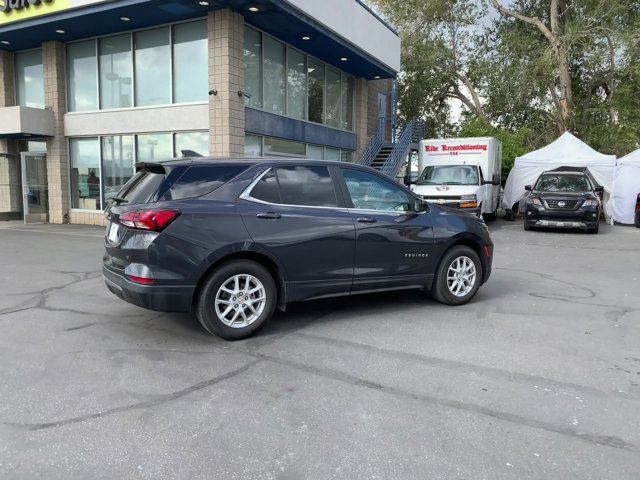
left=103, top=266, right=194, bottom=313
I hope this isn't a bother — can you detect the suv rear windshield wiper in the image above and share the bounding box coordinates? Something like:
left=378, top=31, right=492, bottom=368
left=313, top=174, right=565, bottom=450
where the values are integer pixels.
left=109, top=196, right=129, bottom=204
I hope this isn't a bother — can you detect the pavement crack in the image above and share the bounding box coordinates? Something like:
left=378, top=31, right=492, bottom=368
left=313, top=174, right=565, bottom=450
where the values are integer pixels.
left=291, top=332, right=634, bottom=401
left=4, top=360, right=261, bottom=431
left=247, top=350, right=635, bottom=452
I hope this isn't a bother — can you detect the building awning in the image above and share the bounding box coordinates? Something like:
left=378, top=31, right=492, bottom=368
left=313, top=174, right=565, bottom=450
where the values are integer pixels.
left=0, top=0, right=399, bottom=79
left=0, top=106, right=54, bottom=139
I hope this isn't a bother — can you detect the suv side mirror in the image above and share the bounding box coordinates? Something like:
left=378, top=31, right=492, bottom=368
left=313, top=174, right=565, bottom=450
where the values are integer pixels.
left=524, top=185, right=532, bottom=191
left=594, top=186, right=604, bottom=193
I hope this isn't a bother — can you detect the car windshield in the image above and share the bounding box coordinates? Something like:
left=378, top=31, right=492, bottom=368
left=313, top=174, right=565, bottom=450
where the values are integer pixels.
left=534, top=174, right=592, bottom=192
left=416, top=165, right=480, bottom=186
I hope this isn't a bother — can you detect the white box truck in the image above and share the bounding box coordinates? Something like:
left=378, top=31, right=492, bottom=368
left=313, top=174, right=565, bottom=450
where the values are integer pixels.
left=411, top=137, right=502, bottom=219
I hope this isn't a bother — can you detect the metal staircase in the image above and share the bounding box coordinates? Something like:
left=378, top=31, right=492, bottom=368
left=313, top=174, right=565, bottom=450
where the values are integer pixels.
left=358, top=117, right=425, bottom=180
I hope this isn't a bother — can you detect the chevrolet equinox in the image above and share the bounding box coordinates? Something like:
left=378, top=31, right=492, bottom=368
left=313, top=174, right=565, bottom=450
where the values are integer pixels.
left=103, top=158, right=493, bottom=340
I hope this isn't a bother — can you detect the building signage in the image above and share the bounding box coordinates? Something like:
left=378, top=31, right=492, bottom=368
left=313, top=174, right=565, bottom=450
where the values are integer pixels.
left=1, top=0, right=53, bottom=13
left=0, top=0, right=89, bottom=25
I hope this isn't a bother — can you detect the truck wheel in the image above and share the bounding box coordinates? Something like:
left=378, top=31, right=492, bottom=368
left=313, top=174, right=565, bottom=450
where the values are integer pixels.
left=431, top=246, right=482, bottom=306
left=483, top=210, right=497, bottom=222
left=195, top=260, right=277, bottom=340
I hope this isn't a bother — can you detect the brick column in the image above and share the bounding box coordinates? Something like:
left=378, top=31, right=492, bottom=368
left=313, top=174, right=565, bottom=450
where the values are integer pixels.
left=354, top=78, right=369, bottom=160
left=0, top=49, right=21, bottom=219
left=208, top=9, right=245, bottom=157
left=42, top=41, right=69, bottom=224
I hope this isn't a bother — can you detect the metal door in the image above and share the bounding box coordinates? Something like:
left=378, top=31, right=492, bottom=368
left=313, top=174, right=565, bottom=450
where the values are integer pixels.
left=20, top=152, right=48, bottom=224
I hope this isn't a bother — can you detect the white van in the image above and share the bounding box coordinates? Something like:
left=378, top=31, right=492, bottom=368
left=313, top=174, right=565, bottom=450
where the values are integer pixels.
left=411, top=137, right=502, bottom=219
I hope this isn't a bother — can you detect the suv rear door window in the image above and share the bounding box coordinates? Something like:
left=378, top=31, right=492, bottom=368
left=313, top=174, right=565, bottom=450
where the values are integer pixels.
left=250, top=169, right=281, bottom=204
left=275, top=166, right=338, bottom=207
left=249, top=166, right=338, bottom=207
left=162, top=165, right=248, bottom=201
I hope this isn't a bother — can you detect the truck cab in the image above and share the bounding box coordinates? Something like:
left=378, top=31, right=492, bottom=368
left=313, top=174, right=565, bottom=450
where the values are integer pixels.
left=411, top=137, right=502, bottom=220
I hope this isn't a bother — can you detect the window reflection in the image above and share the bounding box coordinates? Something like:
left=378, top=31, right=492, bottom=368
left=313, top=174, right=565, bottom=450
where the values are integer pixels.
left=173, top=20, right=208, bottom=103
left=135, top=27, right=171, bottom=106
left=68, top=40, right=98, bottom=111
left=99, top=34, right=133, bottom=109
left=70, top=138, right=101, bottom=210
left=16, top=50, right=44, bottom=108
left=101, top=136, right=134, bottom=202
left=263, top=36, right=285, bottom=115
left=136, top=133, right=173, bottom=161
left=175, top=131, right=209, bottom=157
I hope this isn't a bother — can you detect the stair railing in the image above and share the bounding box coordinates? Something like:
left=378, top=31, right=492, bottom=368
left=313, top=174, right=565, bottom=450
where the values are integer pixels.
left=379, top=118, right=418, bottom=179
left=357, top=116, right=386, bottom=167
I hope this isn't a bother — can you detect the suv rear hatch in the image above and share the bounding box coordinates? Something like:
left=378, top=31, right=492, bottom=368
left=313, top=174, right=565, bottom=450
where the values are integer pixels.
left=103, top=162, right=187, bottom=284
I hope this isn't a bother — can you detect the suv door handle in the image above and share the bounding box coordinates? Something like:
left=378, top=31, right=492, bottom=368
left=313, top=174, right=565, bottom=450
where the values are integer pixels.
left=256, top=212, right=281, bottom=220
left=357, top=217, right=377, bottom=224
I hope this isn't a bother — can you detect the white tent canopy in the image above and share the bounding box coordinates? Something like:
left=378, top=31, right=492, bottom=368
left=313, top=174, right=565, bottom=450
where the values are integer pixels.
left=503, top=132, right=617, bottom=214
left=610, top=149, right=640, bottom=224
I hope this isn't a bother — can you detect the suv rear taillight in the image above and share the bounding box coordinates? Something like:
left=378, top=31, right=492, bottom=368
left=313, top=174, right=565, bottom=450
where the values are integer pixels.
left=119, top=209, right=180, bottom=232
left=636, top=194, right=640, bottom=212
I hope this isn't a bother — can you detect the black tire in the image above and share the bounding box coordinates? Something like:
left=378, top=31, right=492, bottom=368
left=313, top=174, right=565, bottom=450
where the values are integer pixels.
left=524, top=221, right=531, bottom=231
left=588, top=222, right=599, bottom=234
left=431, top=245, right=483, bottom=306
left=483, top=209, right=497, bottom=222
left=195, top=260, right=277, bottom=340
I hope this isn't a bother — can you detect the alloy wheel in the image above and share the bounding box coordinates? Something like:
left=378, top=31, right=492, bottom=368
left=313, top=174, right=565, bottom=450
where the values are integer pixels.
left=214, top=274, right=266, bottom=328
left=446, top=256, right=477, bottom=297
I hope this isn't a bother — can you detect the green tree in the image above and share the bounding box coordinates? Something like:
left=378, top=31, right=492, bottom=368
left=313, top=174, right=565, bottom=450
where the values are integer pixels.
left=370, top=0, right=490, bottom=136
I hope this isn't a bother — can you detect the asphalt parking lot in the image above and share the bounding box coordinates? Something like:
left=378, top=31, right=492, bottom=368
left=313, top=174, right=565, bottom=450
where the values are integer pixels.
left=0, top=220, right=639, bottom=480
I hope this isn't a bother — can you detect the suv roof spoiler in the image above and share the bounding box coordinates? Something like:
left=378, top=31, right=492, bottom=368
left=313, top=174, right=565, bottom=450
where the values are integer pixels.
left=134, top=162, right=167, bottom=174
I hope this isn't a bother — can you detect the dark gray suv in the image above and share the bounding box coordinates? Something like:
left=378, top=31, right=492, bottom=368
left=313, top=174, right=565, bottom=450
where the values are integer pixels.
left=103, top=158, right=493, bottom=340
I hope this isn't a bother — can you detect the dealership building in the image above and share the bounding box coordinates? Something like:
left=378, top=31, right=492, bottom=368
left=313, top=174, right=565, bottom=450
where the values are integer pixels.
left=0, top=0, right=400, bottom=225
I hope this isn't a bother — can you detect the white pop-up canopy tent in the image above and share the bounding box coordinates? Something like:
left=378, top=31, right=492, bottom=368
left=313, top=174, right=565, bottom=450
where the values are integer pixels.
left=503, top=132, right=617, bottom=214
left=609, top=149, right=640, bottom=224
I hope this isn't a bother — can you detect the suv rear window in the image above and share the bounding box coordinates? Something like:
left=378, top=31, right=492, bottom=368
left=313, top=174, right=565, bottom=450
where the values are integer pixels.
left=161, top=165, right=248, bottom=201
left=117, top=170, right=166, bottom=205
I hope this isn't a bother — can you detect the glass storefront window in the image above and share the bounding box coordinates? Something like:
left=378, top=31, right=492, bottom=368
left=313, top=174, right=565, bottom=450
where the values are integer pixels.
left=135, top=27, right=171, bottom=106
left=306, top=144, right=324, bottom=160
left=307, top=59, right=324, bottom=124
left=136, top=133, right=173, bottom=161
left=324, top=147, right=340, bottom=161
left=242, top=28, right=356, bottom=132
left=101, top=136, right=134, bottom=203
left=341, top=150, right=355, bottom=163
left=287, top=48, right=306, bottom=120
left=263, top=137, right=306, bottom=157
left=99, top=34, right=133, bottom=109
left=173, top=20, right=208, bottom=103
left=15, top=50, right=44, bottom=109
left=263, top=36, right=285, bottom=115
left=325, top=67, right=341, bottom=128
left=70, top=138, right=101, bottom=210
left=341, top=74, right=354, bottom=131
left=68, top=41, right=98, bottom=112
left=175, top=131, right=209, bottom=157
left=244, top=27, right=262, bottom=109
left=245, top=135, right=262, bottom=156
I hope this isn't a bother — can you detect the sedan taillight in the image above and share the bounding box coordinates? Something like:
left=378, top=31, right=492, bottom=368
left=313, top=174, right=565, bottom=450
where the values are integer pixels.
left=119, top=209, right=180, bottom=232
